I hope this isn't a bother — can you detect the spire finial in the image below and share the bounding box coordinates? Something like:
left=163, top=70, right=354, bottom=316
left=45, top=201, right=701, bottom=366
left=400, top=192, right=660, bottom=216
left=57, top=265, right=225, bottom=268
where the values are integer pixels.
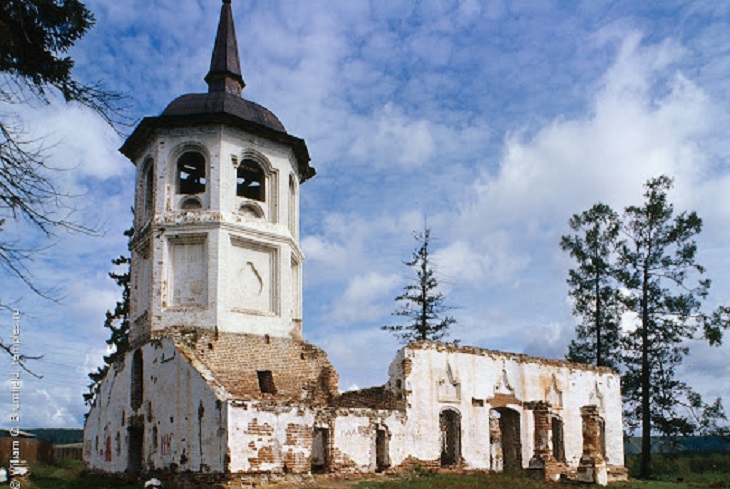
left=205, top=0, right=245, bottom=95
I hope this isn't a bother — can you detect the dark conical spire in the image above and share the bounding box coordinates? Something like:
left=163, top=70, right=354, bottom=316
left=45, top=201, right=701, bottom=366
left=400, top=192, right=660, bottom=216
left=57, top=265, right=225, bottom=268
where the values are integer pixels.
left=205, top=0, right=245, bottom=95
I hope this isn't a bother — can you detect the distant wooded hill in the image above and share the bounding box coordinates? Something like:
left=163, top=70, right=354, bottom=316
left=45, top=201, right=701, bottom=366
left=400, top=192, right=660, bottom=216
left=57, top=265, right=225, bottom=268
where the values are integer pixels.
left=625, top=436, right=730, bottom=454
left=27, top=429, right=83, bottom=445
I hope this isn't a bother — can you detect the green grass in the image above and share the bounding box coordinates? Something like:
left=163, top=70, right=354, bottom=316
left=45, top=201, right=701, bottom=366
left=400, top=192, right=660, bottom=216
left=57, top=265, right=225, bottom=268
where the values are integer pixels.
left=21, top=453, right=730, bottom=489
left=343, top=471, right=730, bottom=489
left=355, top=472, right=561, bottom=489
left=626, top=452, right=730, bottom=481
left=26, top=460, right=143, bottom=489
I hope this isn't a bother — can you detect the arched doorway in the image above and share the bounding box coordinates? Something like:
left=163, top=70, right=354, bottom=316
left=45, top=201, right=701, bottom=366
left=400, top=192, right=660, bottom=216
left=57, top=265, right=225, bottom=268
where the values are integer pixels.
left=440, top=408, right=461, bottom=467
left=491, top=407, right=522, bottom=472
left=127, top=426, right=143, bottom=476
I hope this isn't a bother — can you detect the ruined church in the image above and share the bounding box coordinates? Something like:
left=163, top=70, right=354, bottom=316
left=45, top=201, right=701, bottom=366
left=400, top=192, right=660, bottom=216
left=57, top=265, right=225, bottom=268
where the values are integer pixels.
left=84, top=1, right=628, bottom=486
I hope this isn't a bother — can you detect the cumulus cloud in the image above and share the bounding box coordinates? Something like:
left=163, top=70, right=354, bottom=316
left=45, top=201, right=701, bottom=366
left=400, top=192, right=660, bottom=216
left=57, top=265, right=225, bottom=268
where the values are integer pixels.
left=304, top=30, right=730, bottom=402
left=464, top=33, right=714, bottom=236
left=327, top=272, right=401, bottom=326
left=433, top=237, right=530, bottom=287
left=522, top=322, right=575, bottom=361
left=309, top=327, right=402, bottom=390
left=351, top=103, right=435, bottom=169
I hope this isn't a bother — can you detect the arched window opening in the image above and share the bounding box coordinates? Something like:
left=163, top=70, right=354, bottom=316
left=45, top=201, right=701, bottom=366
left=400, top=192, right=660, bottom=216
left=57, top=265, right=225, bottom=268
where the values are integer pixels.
left=440, top=408, right=461, bottom=467
left=131, top=349, right=144, bottom=410
left=177, top=152, right=206, bottom=194
left=143, top=161, right=154, bottom=214
left=237, top=159, right=265, bottom=201
left=599, top=417, right=607, bottom=460
left=181, top=197, right=203, bottom=210
left=288, top=174, right=297, bottom=236
left=239, top=203, right=263, bottom=219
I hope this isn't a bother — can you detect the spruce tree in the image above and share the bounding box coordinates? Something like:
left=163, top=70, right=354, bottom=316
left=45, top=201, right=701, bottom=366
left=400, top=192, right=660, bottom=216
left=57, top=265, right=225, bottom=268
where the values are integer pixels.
left=382, top=227, right=456, bottom=343
left=84, top=226, right=132, bottom=406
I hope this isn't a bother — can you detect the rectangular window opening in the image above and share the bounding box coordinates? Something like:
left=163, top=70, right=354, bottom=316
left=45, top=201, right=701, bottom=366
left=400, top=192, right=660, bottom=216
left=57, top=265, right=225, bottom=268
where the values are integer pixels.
left=257, top=370, right=277, bottom=394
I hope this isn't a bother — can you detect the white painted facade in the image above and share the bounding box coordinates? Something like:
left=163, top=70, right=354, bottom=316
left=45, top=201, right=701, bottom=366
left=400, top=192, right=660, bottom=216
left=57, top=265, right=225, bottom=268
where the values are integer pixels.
left=128, top=124, right=305, bottom=346
left=84, top=339, right=226, bottom=474
left=85, top=337, right=625, bottom=479
left=386, top=343, right=625, bottom=471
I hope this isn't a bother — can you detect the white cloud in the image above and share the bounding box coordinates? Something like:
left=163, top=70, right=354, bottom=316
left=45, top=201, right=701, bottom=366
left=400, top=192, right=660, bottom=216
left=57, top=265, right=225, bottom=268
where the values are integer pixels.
left=327, top=272, right=401, bottom=326
left=21, top=104, right=128, bottom=181
left=523, top=321, right=574, bottom=360
left=433, top=237, right=530, bottom=287
left=309, top=327, right=402, bottom=390
left=350, top=103, right=435, bottom=169
left=459, top=32, right=715, bottom=251
left=301, top=235, right=349, bottom=277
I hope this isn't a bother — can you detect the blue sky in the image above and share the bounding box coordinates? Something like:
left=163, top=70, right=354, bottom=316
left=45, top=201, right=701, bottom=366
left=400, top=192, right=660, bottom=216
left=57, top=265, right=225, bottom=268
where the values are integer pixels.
left=1, top=0, right=730, bottom=428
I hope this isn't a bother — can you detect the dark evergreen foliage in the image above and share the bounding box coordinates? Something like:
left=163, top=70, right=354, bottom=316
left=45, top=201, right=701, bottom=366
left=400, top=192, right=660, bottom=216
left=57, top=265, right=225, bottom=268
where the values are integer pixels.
left=562, top=175, right=730, bottom=479
left=382, top=228, right=456, bottom=343
left=560, top=203, right=622, bottom=369
left=27, top=428, right=83, bottom=444
left=84, top=226, right=132, bottom=407
left=0, top=0, right=122, bottom=119
left=617, top=176, right=729, bottom=478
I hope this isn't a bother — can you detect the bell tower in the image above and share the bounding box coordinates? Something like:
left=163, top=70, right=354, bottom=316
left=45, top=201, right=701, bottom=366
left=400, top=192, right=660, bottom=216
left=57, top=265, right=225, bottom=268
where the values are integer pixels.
left=120, top=0, right=315, bottom=346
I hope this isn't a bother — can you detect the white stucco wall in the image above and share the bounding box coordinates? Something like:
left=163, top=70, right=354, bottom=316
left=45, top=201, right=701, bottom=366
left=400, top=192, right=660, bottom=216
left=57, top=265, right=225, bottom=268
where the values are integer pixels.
left=330, top=410, right=408, bottom=472
left=84, top=339, right=226, bottom=474
left=389, top=343, right=624, bottom=471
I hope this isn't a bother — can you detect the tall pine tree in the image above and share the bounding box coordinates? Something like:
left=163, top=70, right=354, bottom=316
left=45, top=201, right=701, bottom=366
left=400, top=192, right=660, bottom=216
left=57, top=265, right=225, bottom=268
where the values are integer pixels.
left=616, top=176, right=728, bottom=478
left=562, top=176, right=730, bottom=478
left=560, top=203, right=623, bottom=369
left=84, top=226, right=132, bottom=407
left=382, top=227, right=456, bottom=343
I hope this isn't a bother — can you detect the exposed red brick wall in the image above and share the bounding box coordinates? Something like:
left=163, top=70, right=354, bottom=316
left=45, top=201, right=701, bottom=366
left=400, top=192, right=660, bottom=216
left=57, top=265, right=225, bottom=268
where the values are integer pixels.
left=155, top=327, right=339, bottom=405
left=334, top=386, right=405, bottom=411
left=283, top=423, right=311, bottom=473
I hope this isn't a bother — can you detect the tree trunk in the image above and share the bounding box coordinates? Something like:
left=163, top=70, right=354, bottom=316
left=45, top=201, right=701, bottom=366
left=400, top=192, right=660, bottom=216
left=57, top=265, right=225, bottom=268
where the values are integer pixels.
left=640, top=263, right=651, bottom=479
left=595, top=269, right=602, bottom=367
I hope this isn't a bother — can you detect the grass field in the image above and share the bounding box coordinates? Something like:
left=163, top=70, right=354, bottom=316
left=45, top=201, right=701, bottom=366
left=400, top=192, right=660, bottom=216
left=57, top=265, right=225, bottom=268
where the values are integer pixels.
left=24, top=460, right=143, bottom=489
left=21, top=453, right=730, bottom=489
